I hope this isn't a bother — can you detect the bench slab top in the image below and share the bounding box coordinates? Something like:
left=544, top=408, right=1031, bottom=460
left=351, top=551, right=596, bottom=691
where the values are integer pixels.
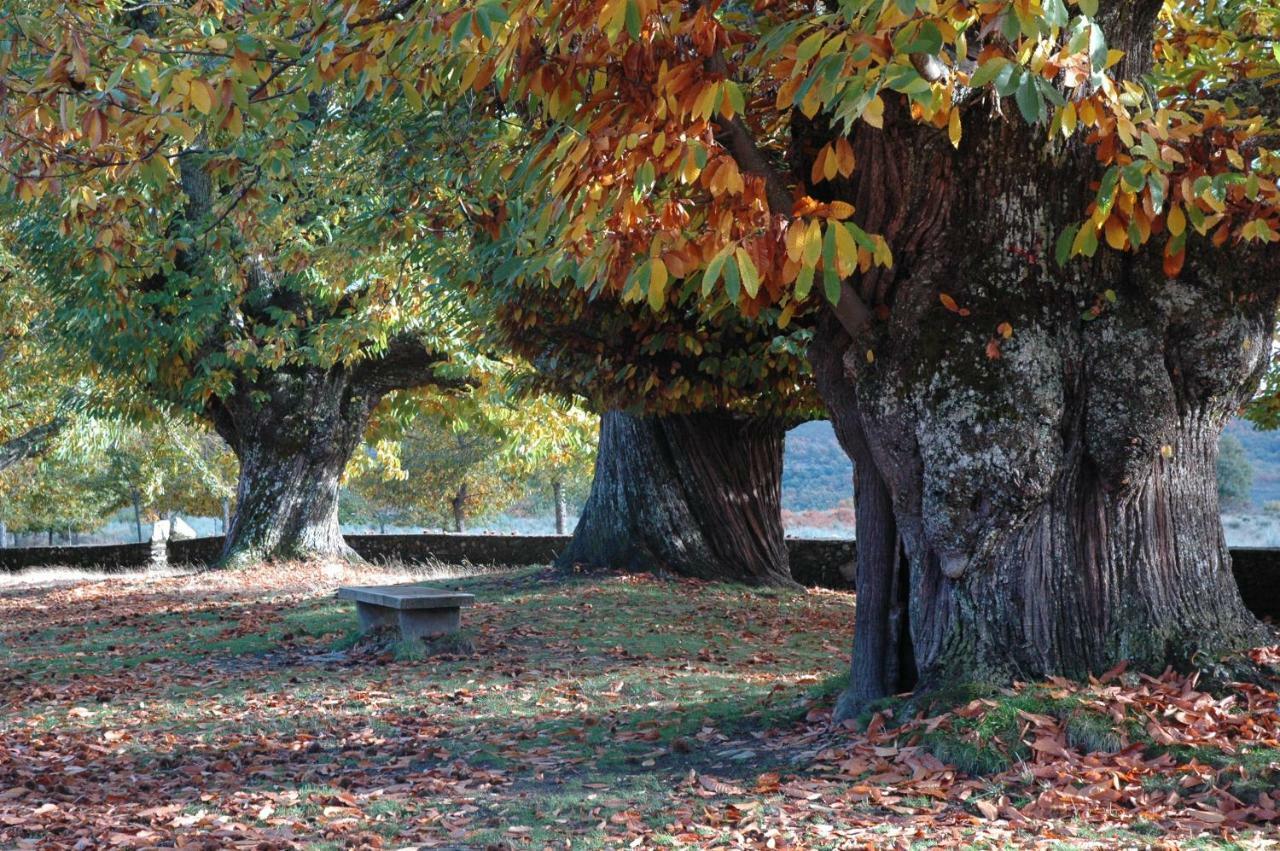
left=337, top=584, right=475, bottom=610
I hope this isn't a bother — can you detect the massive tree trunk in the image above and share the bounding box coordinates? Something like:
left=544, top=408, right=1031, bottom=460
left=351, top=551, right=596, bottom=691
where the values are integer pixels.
left=798, top=4, right=1279, bottom=714
left=558, top=410, right=794, bottom=586
left=205, top=335, right=467, bottom=568
left=210, top=367, right=374, bottom=567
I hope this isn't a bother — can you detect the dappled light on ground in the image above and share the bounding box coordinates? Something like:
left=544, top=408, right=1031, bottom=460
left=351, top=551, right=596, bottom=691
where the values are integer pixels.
left=0, top=564, right=1276, bottom=848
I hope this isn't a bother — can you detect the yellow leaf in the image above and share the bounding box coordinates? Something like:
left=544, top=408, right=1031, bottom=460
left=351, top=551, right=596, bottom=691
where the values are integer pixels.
left=835, top=137, right=855, bottom=177
left=1061, top=101, right=1077, bottom=136
left=1104, top=216, right=1128, bottom=250
left=222, top=105, right=243, bottom=137
left=863, top=95, right=884, bottom=129
left=947, top=109, right=961, bottom=149
left=647, top=257, right=668, bottom=310
left=833, top=222, right=858, bottom=274
left=189, top=79, right=215, bottom=114
left=1167, top=203, right=1186, bottom=237
left=828, top=200, right=854, bottom=220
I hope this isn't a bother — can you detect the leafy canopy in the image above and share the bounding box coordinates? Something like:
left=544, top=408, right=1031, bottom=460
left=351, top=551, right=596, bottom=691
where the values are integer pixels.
left=448, top=0, right=1278, bottom=311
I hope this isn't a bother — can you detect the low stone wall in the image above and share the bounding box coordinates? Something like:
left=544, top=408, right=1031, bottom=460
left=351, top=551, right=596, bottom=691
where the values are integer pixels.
left=0, top=541, right=152, bottom=573
left=2, top=534, right=1276, bottom=618
left=348, top=533, right=570, bottom=566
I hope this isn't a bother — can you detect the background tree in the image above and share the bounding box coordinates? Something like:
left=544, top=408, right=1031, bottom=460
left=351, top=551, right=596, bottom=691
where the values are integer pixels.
left=456, top=0, right=1280, bottom=706
left=1, top=4, right=482, bottom=565
left=345, top=384, right=597, bottom=532
left=1218, top=433, right=1255, bottom=510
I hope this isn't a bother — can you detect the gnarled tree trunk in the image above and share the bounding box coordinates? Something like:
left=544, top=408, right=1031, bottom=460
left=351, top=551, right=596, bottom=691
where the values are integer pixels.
left=559, top=410, right=794, bottom=586
left=211, top=367, right=374, bottom=567
left=797, top=4, right=1279, bottom=715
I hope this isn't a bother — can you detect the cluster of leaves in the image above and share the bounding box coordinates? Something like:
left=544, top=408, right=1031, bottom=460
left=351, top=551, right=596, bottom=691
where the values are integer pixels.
left=344, top=386, right=597, bottom=529
left=0, top=2, right=483, bottom=413
left=439, top=0, right=1279, bottom=319
left=0, top=413, right=237, bottom=535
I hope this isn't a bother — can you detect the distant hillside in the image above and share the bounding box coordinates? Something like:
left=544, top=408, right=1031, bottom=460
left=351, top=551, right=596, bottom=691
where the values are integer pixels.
left=782, top=420, right=853, bottom=511
left=786, top=418, right=1280, bottom=511
left=1224, top=418, right=1280, bottom=506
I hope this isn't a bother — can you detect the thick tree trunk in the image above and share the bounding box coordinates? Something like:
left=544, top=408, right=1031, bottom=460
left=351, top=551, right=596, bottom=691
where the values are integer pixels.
left=558, top=411, right=793, bottom=586
left=553, top=479, right=566, bottom=535
left=211, top=367, right=377, bottom=567
left=795, top=6, right=1279, bottom=712
left=811, top=317, right=915, bottom=715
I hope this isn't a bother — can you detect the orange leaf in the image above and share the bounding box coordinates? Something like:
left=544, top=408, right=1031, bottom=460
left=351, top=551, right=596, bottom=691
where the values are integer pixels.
left=939, top=292, right=959, bottom=313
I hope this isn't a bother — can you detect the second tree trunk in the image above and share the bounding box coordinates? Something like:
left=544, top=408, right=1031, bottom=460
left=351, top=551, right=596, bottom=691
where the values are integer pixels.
left=558, top=411, right=793, bottom=586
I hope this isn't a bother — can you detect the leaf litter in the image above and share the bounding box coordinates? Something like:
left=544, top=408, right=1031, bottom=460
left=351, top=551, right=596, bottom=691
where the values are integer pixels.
left=0, top=563, right=1277, bottom=848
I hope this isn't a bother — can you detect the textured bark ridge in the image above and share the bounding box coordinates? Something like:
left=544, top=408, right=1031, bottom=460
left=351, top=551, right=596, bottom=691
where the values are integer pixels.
left=800, top=4, right=1280, bottom=715
left=558, top=411, right=794, bottom=586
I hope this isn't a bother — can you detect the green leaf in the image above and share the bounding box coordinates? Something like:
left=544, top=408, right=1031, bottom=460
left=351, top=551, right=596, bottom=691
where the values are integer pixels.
left=795, top=264, right=815, bottom=300
left=701, top=244, right=732, bottom=295
left=1056, top=225, right=1078, bottom=267
left=823, top=267, right=842, bottom=306
left=1015, top=73, right=1042, bottom=124
left=968, top=57, right=1007, bottom=89
left=895, top=21, right=942, bottom=55
left=736, top=248, right=760, bottom=298
left=625, top=0, right=642, bottom=40
left=723, top=253, right=741, bottom=303
left=724, top=81, right=746, bottom=117
left=1078, top=0, right=1098, bottom=17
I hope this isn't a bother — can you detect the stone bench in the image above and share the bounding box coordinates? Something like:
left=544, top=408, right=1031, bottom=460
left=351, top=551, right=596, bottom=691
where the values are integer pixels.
left=337, top=584, right=475, bottom=640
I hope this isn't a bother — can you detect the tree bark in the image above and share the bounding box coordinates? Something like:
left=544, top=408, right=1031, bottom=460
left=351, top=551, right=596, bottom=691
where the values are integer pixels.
left=210, top=367, right=375, bottom=567
left=0, top=418, right=64, bottom=473
left=450, top=483, right=468, bottom=533
left=811, top=316, right=915, bottom=715
left=795, top=6, right=1279, bottom=712
left=558, top=411, right=794, bottom=586
left=553, top=478, right=567, bottom=535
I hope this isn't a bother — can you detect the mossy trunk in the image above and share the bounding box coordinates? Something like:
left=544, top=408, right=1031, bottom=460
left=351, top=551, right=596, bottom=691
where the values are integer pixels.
left=796, top=4, right=1279, bottom=715
left=211, top=367, right=375, bottom=567
left=559, top=410, right=794, bottom=586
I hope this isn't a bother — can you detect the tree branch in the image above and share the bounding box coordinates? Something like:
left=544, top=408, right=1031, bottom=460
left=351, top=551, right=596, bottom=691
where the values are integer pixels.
left=696, top=12, right=873, bottom=338
left=0, top=417, right=65, bottom=474
left=351, top=334, right=476, bottom=396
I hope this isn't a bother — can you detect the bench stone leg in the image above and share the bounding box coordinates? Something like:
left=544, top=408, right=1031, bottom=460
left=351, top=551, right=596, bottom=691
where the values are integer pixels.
left=356, top=602, right=398, bottom=633
left=398, top=608, right=461, bottom=641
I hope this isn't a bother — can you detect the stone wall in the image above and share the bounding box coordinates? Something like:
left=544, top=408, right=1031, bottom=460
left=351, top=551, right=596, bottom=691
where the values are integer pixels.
left=1, top=533, right=1276, bottom=619
left=0, top=541, right=153, bottom=573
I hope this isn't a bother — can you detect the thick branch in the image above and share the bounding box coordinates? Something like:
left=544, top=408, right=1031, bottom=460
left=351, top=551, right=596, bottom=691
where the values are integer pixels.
left=703, top=43, right=872, bottom=337
left=350, top=334, right=474, bottom=396
left=0, top=417, right=64, bottom=473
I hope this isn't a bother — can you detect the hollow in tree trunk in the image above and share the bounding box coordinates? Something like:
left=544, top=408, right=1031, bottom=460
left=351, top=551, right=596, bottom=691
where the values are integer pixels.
left=558, top=411, right=793, bottom=586
left=792, top=6, right=1279, bottom=715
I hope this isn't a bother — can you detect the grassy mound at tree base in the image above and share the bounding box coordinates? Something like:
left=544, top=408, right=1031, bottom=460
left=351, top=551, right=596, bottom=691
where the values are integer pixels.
left=0, top=563, right=1276, bottom=848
